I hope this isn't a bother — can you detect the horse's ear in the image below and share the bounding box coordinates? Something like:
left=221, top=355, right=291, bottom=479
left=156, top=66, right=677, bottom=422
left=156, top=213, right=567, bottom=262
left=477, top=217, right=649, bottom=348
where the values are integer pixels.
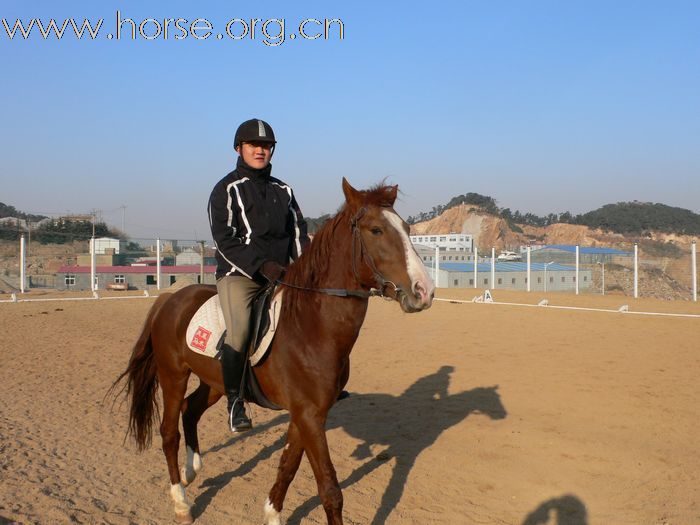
left=386, top=184, right=398, bottom=206
left=342, top=178, right=361, bottom=208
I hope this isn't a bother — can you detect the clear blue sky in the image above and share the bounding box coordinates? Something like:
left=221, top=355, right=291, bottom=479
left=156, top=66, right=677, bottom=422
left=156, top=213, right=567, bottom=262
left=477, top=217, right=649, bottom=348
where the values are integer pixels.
left=2, top=1, right=698, bottom=240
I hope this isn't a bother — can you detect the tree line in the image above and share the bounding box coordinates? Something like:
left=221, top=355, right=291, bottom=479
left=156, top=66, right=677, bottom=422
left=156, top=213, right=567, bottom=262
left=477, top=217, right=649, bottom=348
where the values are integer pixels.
left=0, top=219, right=119, bottom=243
left=0, top=202, right=46, bottom=222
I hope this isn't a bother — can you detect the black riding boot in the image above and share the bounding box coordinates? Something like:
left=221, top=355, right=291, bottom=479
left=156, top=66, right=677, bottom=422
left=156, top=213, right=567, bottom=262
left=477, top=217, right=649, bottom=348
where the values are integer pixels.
left=220, top=345, right=252, bottom=432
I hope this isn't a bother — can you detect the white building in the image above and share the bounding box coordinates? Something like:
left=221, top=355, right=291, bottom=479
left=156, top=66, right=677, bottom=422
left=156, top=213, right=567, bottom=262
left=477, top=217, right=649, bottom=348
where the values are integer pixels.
left=409, top=233, right=473, bottom=252
left=93, top=237, right=122, bottom=254
left=176, top=248, right=202, bottom=266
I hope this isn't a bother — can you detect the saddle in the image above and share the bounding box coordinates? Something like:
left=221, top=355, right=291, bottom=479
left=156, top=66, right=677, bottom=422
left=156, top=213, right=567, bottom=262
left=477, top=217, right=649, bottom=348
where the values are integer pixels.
left=241, top=283, right=282, bottom=410
left=185, top=283, right=283, bottom=410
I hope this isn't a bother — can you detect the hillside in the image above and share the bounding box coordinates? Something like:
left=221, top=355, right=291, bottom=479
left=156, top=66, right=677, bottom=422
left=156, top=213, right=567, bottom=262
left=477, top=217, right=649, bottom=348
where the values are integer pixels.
left=408, top=203, right=699, bottom=300
left=579, top=202, right=700, bottom=235
left=409, top=203, right=696, bottom=253
left=0, top=202, right=46, bottom=222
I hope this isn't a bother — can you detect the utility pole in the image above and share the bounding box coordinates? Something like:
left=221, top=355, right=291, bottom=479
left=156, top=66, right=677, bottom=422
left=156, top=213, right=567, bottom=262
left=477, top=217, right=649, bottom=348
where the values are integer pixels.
left=199, top=240, right=206, bottom=284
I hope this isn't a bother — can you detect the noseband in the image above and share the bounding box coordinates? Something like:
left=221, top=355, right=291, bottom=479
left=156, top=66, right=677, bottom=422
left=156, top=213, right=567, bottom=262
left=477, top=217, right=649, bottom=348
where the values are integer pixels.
left=276, top=207, right=406, bottom=301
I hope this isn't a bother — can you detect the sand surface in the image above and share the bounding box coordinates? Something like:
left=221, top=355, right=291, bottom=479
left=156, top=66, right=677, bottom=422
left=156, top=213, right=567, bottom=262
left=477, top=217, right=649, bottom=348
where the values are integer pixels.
left=1, top=289, right=699, bottom=524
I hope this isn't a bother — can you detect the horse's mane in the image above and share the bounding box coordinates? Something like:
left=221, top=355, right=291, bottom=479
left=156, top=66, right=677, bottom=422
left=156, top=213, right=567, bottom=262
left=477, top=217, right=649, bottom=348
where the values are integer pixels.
left=281, top=183, right=397, bottom=316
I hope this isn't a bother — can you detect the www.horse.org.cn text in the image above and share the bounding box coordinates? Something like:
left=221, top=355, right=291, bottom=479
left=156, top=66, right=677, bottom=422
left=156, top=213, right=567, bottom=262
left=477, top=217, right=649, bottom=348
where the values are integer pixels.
left=1, top=12, right=345, bottom=46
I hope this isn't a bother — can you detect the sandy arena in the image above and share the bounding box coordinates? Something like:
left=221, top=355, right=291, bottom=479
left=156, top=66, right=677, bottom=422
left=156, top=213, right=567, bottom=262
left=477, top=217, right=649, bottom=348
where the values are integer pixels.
left=1, top=289, right=698, bottom=524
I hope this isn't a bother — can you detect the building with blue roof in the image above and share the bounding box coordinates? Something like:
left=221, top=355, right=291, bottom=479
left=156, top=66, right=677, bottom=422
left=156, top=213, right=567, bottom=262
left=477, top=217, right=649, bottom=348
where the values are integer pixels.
left=528, top=245, right=632, bottom=264
left=423, top=260, right=592, bottom=291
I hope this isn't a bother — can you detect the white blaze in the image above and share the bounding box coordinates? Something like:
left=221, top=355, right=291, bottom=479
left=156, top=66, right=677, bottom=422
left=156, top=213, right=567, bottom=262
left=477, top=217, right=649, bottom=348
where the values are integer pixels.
left=382, top=210, right=435, bottom=299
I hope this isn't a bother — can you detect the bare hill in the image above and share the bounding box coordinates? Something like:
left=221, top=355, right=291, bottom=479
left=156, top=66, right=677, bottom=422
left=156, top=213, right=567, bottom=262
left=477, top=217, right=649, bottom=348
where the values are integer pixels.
left=409, top=203, right=695, bottom=253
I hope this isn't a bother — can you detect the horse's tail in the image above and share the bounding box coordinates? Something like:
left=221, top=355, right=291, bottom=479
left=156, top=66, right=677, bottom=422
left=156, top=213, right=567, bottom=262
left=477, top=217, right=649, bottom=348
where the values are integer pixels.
left=109, top=293, right=170, bottom=451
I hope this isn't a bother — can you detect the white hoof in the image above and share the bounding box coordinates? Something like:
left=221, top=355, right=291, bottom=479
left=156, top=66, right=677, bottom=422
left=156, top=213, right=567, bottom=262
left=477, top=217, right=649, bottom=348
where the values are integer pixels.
left=175, top=509, right=194, bottom=524
left=263, top=497, right=284, bottom=525
left=171, top=483, right=192, bottom=523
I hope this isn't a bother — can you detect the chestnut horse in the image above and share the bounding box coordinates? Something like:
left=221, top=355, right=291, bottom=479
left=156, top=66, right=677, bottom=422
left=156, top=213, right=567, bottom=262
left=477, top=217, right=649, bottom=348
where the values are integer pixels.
left=113, top=179, right=434, bottom=524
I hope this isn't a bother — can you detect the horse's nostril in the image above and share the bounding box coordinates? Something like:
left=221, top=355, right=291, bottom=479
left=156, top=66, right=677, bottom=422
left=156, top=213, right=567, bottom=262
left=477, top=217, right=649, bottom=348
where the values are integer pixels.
left=414, top=282, right=424, bottom=294
left=413, top=281, right=431, bottom=304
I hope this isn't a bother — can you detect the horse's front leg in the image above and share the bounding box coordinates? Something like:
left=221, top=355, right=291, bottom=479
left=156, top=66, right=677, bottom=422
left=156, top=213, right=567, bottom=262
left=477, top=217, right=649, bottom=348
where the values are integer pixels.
left=296, top=411, right=343, bottom=525
left=264, top=420, right=304, bottom=525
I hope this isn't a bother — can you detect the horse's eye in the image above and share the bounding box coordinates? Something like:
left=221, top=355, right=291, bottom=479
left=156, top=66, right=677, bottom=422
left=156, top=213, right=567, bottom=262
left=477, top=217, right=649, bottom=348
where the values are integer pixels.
left=371, top=227, right=383, bottom=236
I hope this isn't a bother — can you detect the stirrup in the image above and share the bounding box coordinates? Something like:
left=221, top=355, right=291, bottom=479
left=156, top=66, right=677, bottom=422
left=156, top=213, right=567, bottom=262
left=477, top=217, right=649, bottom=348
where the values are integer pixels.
left=229, top=398, right=252, bottom=433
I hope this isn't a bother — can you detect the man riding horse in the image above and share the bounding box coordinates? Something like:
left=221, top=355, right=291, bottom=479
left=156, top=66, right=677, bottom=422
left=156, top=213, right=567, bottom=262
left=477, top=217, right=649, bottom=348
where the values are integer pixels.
left=208, top=118, right=309, bottom=433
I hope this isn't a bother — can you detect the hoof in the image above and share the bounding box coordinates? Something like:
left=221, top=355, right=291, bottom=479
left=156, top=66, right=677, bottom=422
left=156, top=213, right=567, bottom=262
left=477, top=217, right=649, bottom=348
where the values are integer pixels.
left=180, top=467, right=196, bottom=487
left=337, top=390, right=350, bottom=401
left=263, top=497, right=284, bottom=525
left=175, top=509, right=194, bottom=524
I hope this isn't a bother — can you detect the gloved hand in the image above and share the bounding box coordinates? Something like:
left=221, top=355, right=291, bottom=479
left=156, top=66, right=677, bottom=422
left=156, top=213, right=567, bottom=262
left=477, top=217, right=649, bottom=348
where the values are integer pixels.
left=260, top=261, right=286, bottom=283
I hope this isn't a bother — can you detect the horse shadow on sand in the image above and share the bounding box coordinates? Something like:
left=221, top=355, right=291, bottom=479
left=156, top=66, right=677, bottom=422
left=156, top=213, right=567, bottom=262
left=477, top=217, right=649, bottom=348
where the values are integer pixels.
left=195, top=365, right=507, bottom=524
left=521, top=494, right=588, bottom=525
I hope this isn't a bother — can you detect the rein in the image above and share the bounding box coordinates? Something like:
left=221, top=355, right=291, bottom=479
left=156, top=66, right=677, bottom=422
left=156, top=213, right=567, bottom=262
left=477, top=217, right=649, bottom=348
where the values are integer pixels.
left=273, top=280, right=382, bottom=299
left=276, top=207, right=404, bottom=301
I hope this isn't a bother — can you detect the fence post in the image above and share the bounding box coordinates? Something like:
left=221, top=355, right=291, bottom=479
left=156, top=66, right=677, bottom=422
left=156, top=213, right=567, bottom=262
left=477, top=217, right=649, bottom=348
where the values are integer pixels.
left=692, top=240, right=697, bottom=302
left=90, top=237, right=96, bottom=292
left=200, top=240, right=205, bottom=285
left=527, top=245, right=531, bottom=292
left=474, top=247, right=478, bottom=288
left=634, top=243, right=638, bottom=299
left=575, top=245, right=580, bottom=295
left=20, top=234, right=26, bottom=293
left=156, top=238, right=161, bottom=290
left=491, top=247, right=495, bottom=289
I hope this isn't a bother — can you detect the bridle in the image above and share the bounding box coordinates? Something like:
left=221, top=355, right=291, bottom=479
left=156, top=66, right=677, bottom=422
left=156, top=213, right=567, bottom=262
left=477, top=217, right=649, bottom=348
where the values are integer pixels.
left=276, top=207, right=406, bottom=301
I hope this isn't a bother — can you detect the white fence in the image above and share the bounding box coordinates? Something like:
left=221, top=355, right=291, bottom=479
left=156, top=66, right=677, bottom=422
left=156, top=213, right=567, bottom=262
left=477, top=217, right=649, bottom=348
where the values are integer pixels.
left=1, top=236, right=698, bottom=302
left=424, top=241, right=698, bottom=301
left=0, top=236, right=215, bottom=298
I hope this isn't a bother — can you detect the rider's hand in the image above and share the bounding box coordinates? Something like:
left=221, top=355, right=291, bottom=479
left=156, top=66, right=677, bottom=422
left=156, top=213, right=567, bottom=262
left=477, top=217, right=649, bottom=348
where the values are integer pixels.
left=260, top=261, right=286, bottom=283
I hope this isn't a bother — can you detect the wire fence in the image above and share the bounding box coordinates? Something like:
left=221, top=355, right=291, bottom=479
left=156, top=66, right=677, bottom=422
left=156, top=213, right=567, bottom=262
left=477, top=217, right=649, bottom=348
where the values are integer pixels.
left=0, top=236, right=698, bottom=302
left=0, top=236, right=217, bottom=295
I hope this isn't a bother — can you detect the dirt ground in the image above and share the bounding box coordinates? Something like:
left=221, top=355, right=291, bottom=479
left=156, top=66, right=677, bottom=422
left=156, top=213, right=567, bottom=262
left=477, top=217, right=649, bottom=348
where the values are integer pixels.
left=1, top=289, right=698, bottom=524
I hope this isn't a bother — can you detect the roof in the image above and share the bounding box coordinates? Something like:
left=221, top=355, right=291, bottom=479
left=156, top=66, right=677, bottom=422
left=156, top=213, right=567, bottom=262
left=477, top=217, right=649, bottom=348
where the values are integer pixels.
left=434, top=262, right=580, bottom=273
left=58, top=265, right=216, bottom=274
left=542, top=245, right=631, bottom=255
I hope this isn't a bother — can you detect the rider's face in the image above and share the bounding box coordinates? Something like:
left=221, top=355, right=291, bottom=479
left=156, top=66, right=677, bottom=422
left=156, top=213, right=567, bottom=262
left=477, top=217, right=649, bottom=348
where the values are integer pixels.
left=237, top=141, right=273, bottom=170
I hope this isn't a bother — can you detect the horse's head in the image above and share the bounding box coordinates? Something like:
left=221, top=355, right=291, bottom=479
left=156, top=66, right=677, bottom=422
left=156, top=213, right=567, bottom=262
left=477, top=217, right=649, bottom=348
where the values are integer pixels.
left=342, top=178, right=435, bottom=312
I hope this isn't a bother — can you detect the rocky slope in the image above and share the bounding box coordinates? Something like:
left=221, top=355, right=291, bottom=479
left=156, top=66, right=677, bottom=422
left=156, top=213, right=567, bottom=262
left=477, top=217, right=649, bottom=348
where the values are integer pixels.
left=409, top=203, right=695, bottom=253
left=409, top=204, right=698, bottom=300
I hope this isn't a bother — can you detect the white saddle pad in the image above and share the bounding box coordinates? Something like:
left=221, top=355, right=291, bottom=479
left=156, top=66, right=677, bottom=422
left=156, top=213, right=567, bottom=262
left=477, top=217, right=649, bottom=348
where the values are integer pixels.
left=185, top=291, right=283, bottom=366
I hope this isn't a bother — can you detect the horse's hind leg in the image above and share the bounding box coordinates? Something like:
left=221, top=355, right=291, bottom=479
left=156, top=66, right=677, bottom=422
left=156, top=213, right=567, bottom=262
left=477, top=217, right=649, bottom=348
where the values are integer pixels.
left=264, top=421, right=304, bottom=525
left=160, top=373, right=193, bottom=524
left=181, top=382, right=222, bottom=486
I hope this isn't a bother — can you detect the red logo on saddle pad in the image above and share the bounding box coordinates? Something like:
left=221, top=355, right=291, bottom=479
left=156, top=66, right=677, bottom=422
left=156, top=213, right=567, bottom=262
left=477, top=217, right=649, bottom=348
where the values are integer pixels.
left=191, top=326, right=212, bottom=351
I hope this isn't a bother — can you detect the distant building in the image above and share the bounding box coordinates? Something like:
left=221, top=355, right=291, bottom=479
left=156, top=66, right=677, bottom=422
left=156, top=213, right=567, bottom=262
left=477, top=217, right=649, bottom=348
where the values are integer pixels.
left=425, top=261, right=592, bottom=291
left=76, top=253, right=122, bottom=267
left=414, top=245, right=475, bottom=265
left=93, top=237, right=122, bottom=254
left=57, top=264, right=216, bottom=291
left=175, top=248, right=217, bottom=266
left=53, top=214, right=93, bottom=226
left=527, top=245, right=631, bottom=264
left=410, top=233, right=473, bottom=252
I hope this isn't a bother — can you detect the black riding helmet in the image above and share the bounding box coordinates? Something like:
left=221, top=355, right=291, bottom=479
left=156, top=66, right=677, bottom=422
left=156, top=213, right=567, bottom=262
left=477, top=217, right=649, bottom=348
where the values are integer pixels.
left=234, top=119, right=276, bottom=150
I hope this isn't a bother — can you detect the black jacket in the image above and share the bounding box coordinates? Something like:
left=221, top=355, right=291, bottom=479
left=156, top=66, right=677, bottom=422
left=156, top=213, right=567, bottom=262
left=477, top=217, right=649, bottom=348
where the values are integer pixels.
left=208, top=159, right=309, bottom=280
